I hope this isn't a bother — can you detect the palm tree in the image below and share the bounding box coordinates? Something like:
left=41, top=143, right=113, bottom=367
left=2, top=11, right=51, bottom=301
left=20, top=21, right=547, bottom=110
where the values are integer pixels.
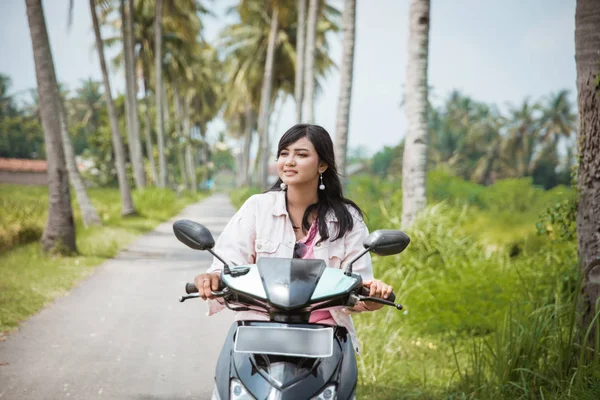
left=90, top=0, right=136, bottom=216
left=58, top=102, right=102, bottom=227
left=294, top=0, right=306, bottom=123
left=333, top=0, right=356, bottom=179
left=25, top=0, right=77, bottom=253
left=303, top=0, right=318, bottom=123
left=0, top=74, right=17, bottom=118
left=257, top=4, right=279, bottom=188
left=219, top=0, right=338, bottom=187
left=503, top=100, right=540, bottom=177
left=532, top=90, right=577, bottom=176
left=401, top=0, right=430, bottom=228
left=71, top=78, right=103, bottom=133
left=121, top=0, right=145, bottom=188
left=575, top=0, right=600, bottom=353
left=154, top=0, right=167, bottom=188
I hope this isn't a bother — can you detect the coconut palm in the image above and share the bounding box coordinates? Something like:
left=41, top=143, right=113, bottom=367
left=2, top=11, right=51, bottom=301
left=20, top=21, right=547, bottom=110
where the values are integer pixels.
left=25, top=0, right=77, bottom=253
left=502, top=99, right=541, bottom=177
left=154, top=0, right=167, bottom=188
left=219, top=0, right=339, bottom=187
left=256, top=4, right=279, bottom=189
left=333, top=0, right=356, bottom=178
left=121, top=0, right=145, bottom=188
left=294, top=0, right=306, bottom=122
left=0, top=74, right=17, bottom=118
left=303, top=0, right=318, bottom=123
left=58, top=102, right=103, bottom=227
left=70, top=78, right=104, bottom=135
left=531, top=90, right=577, bottom=176
left=574, top=0, right=600, bottom=352
left=90, top=0, right=136, bottom=216
left=401, top=0, right=431, bottom=228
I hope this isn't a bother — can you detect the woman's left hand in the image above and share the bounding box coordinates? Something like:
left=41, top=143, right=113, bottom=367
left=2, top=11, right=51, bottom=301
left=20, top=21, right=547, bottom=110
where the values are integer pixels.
left=361, top=279, right=393, bottom=311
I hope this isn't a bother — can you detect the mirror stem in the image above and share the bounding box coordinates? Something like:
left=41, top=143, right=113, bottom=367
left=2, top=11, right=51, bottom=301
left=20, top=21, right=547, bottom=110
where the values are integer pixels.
left=207, top=249, right=231, bottom=275
left=344, top=248, right=370, bottom=276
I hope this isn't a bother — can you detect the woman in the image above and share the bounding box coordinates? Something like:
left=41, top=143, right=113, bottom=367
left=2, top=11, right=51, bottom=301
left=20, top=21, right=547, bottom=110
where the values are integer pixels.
left=194, top=123, right=393, bottom=352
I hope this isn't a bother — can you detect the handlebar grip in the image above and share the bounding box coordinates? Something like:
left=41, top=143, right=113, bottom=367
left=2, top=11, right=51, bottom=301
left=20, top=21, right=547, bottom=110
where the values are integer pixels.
left=185, top=283, right=198, bottom=294
left=359, top=286, right=396, bottom=303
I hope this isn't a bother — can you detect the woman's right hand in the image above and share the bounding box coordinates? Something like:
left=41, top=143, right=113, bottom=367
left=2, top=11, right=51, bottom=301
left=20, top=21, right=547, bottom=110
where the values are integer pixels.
left=194, top=272, right=222, bottom=300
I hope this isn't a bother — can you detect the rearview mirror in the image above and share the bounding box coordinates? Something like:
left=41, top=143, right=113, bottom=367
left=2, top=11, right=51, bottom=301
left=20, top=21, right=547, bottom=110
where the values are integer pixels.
left=363, top=229, right=410, bottom=256
left=173, top=219, right=215, bottom=250
left=344, top=229, right=410, bottom=276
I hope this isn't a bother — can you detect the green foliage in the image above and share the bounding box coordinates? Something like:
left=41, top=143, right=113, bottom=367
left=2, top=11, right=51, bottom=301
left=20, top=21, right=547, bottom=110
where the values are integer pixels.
left=229, top=186, right=261, bottom=209
left=0, top=184, right=206, bottom=332
left=370, top=144, right=403, bottom=178
left=537, top=196, right=578, bottom=242
left=0, top=185, right=47, bottom=252
left=212, top=147, right=236, bottom=171
left=0, top=115, right=45, bottom=159
left=340, top=171, right=597, bottom=399
left=427, top=167, right=485, bottom=207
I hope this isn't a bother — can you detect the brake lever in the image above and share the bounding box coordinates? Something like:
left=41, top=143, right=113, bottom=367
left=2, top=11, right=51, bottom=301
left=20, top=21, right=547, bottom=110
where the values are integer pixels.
left=359, top=296, right=403, bottom=310
left=178, top=288, right=230, bottom=303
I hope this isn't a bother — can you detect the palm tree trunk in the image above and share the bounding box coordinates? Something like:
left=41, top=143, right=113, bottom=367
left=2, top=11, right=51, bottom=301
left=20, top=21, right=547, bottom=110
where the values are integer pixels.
left=59, top=103, right=102, bottom=227
left=173, top=88, right=188, bottom=188
left=177, top=144, right=188, bottom=189
left=25, top=0, right=77, bottom=254
left=243, top=103, right=254, bottom=187
left=334, top=0, right=356, bottom=179
left=121, top=0, right=145, bottom=188
left=161, top=79, right=173, bottom=187
left=575, top=0, right=600, bottom=354
left=154, top=0, right=167, bottom=188
left=295, top=0, right=306, bottom=123
left=257, top=5, right=279, bottom=188
left=304, top=0, right=318, bottom=123
left=401, top=0, right=430, bottom=228
left=183, top=96, right=197, bottom=192
left=90, top=0, right=136, bottom=216
left=141, top=61, right=159, bottom=185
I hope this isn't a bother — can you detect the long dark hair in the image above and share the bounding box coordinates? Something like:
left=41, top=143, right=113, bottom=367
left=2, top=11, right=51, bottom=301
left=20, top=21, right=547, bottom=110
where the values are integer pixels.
left=268, top=124, right=365, bottom=242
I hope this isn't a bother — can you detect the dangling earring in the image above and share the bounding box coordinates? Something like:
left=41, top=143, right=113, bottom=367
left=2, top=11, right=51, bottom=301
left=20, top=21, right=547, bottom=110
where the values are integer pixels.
left=319, top=174, right=325, bottom=190
left=280, top=182, right=287, bottom=190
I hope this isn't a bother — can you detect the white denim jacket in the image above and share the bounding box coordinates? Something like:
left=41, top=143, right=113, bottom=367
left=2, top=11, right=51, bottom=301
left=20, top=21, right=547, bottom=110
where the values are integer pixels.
left=206, top=190, right=374, bottom=353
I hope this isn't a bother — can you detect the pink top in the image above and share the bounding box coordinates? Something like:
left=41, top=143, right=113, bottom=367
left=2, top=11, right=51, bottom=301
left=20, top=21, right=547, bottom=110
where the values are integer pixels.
left=299, top=220, right=336, bottom=325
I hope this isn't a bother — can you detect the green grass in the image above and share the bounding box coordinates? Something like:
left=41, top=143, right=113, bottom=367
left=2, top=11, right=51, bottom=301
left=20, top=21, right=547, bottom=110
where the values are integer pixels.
left=0, top=184, right=207, bottom=333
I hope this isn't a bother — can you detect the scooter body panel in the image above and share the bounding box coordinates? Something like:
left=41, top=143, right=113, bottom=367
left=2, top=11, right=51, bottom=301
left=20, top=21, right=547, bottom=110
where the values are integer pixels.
left=214, top=321, right=357, bottom=400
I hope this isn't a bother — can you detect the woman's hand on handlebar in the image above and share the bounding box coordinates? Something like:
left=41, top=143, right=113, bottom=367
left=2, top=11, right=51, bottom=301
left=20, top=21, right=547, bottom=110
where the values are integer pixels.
left=362, top=279, right=393, bottom=311
left=194, top=272, right=221, bottom=300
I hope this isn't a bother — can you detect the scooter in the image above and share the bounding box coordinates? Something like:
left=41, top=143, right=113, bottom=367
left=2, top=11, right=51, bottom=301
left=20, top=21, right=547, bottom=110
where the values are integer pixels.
left=173, top=219, right=410, bottom=400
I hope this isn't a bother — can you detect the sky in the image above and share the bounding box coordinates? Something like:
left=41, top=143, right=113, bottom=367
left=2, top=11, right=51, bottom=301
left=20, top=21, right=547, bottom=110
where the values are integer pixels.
left=0, top=0, right=577, bottom=157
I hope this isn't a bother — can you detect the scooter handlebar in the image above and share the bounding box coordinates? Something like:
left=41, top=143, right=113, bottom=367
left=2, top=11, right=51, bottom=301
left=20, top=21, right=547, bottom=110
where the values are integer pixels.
left=185, top=282, right=198, bottom=294
left=359, top=286, right=396, bottom=303
left=185, top=281, right=226, bottom=294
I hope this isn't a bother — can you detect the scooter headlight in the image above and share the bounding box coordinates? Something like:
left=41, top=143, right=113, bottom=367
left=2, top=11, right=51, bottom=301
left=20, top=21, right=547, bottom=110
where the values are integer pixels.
left=310, top=384, right=337, bottom=400
left=230, top=378, right=255, bottom=400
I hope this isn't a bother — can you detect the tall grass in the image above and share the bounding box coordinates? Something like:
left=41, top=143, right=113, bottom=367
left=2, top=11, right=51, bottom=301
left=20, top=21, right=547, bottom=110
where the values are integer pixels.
left=229, top=173, right=596, bottom=399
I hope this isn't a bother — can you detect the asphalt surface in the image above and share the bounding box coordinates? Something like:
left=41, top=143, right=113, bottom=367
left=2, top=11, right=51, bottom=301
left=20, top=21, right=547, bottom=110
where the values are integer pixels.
left=0, top=193, right=236, bottom=400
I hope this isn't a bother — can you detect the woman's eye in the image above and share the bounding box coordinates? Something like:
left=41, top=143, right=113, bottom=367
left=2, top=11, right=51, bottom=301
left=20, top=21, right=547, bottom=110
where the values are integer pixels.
left=297, top=153, right=307, bottom=157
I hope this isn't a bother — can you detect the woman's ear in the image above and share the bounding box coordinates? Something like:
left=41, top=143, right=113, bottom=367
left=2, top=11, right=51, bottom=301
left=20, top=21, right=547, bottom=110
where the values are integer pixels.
left=318, top=163, right=328, bottom=174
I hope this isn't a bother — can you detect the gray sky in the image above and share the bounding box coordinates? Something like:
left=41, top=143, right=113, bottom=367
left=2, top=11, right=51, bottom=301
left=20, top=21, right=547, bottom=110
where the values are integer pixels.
left=0, top=0, right=576, bottom=156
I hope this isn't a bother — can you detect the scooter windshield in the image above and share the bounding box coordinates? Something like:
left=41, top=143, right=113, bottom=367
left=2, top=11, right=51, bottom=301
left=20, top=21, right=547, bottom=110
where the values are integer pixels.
left=257, top=258, right=326, bottom=309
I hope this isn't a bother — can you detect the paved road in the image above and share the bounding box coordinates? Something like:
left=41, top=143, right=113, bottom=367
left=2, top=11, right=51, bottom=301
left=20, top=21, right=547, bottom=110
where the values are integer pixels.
left=0, top=194, right=237, bottom=400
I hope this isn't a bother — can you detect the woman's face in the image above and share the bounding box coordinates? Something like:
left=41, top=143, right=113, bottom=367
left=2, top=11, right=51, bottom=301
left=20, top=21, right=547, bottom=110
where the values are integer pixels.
left=277, top=136, right=327, bottom=188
